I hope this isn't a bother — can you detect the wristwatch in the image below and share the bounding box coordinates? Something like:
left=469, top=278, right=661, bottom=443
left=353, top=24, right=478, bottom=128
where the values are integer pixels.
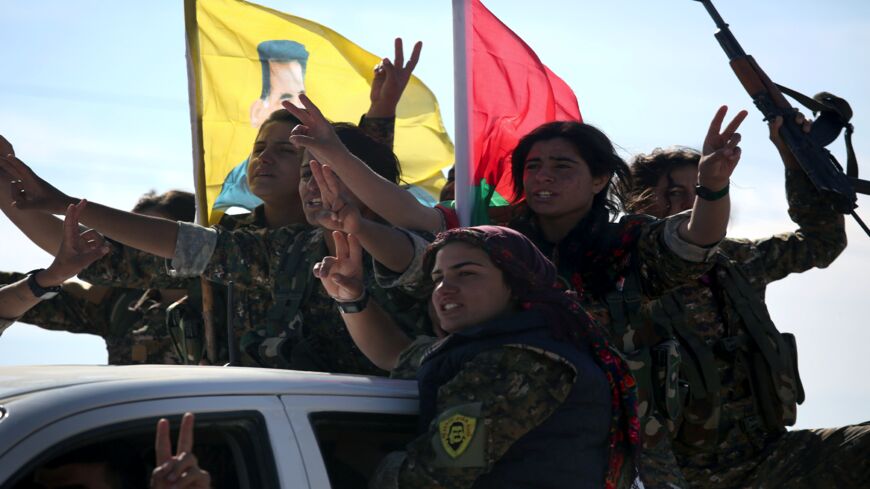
left=695, top=182, right=730, bottom=201
left=336, top=289, right=369, bottom=314
left=25, top=269, right=61, bottom=300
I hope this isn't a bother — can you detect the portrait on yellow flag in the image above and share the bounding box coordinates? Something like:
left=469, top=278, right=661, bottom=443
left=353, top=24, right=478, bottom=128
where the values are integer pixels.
left=185, top=0, right=454, bottom=223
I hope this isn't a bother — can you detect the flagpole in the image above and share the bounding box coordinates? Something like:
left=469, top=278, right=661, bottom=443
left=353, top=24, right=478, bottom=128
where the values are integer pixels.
left=452, top=0, right=473, bottom=227
left=184, top=0, right=217, bottom=364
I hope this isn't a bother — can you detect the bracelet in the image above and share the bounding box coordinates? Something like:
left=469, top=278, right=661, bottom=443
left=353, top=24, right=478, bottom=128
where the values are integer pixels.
left=25, top=269, right=61, bottom=300
left=695, top=182, right=730, bottom=201
left=335, top=289, right=369, bottom=314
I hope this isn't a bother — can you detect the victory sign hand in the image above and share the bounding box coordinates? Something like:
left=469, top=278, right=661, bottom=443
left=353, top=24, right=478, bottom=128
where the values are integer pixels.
left=151, top=412, right=211, bottom=489
left=698, top=105, right=748, bottom=189
left=368, top=38, right=423, bottom=117
left=283, top=94, right=347, bottom=167
left=311, top=161, right=362, bottom=234
left=313, top=231, right=365, bottom=302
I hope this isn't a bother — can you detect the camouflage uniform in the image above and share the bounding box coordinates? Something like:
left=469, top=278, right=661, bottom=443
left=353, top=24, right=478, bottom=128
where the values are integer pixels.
left=170, top=219, right=432, bottom=373
left=374, top=333, right=595, bottom=488
left=0, top=270, right=182, bottom=365
left=643, top=168, right=869, bottom=488
left=425, top=204, right=719, bottom=487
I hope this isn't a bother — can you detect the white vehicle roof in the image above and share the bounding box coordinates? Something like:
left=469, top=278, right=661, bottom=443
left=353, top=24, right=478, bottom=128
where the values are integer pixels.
left=0, top=365, right=418, bottom=460
left=0, top=365, right=418, bottom=403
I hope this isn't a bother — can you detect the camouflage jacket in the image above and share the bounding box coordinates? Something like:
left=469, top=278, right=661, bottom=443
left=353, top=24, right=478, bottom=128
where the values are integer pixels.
left=171, top=220, right=431, bottom=374
left=0, top=271, right=182, bottom=365
left=374, top=336, right=577, bottom=489
left=664, top=168, right=847, bottom=470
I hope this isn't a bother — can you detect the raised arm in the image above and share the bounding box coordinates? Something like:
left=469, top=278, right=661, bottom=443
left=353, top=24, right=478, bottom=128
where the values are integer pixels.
left=0, top=136, right=69, bottom=255
left=314, top=231, right=412, bottom=370
left=285, top=96, right=443, bottom=233
left=0, top=153, right=180, bottom=258
left=722, top=114, right=847, bottom=284
left=679, top=105, right=748, bottom=246
left=367, top=38, right=423, bottom=119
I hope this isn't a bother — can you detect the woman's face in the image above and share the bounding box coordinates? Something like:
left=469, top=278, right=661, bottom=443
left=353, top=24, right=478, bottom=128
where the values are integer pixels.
left=430, top=242, right=513, bottom=334
left=649, top=164, right=697, bottom=218
left=246, top=120, right=304, bottom=204
left=298, top=151, right=366, bottom=227
left=522, top=138, right=609, bottom=221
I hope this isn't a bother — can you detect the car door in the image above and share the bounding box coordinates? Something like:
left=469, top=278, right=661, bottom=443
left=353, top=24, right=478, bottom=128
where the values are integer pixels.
left=0, top=394, right=301, bottom=489
left=280, top=394, right=419, bottom=489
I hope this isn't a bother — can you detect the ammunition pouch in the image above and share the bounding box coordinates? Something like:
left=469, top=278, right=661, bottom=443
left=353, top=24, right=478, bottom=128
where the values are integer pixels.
left=742, top=331, right=805, bottom=431
left=605, top=268, right=685, bottom=423
left=166, top=295, right=205, bottom=365
left=720, top=259, right=804, bottom=431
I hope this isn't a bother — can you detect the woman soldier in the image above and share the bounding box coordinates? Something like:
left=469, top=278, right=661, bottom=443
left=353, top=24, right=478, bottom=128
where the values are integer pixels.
left=323, top=226, right=641, bottom=488
left=283, top=96, right=745, bottom=486
left=622, top=116, right=869, bottom=488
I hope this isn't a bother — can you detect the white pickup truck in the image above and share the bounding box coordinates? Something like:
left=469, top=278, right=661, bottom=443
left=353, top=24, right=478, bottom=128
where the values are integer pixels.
left=0, top=365, right=420, bottom=488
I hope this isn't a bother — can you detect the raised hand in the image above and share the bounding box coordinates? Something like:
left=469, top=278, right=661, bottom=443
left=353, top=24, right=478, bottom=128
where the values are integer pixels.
left=313, top=231, right=365, bottom=302
left=40, top=200, right=109, bottom=284
left=769, top=112, right=812, bottom=170
left=283, top=94, right=348, bottom=166
left=0, top=153, right=74, bottom=214
left=368, top=38, right=423, bottom=118
left=311, top=161, right=362, bottom=233
left=151, top=412, right=211, bottom=489
left=699, top=105, right=748, bottom=189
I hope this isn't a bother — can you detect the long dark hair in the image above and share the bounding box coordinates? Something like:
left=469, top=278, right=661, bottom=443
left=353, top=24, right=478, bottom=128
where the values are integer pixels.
left=510, top=121, right=630, bottom=217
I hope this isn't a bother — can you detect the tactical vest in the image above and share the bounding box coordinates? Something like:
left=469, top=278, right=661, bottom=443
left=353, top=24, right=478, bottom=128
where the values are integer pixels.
left=416, top=311, right=611, bottom=489
left=238, top=231, right=319, bottom=369
left=649, top=253, right=805, bottom=439
left=604, top=265, right=685, bottom=424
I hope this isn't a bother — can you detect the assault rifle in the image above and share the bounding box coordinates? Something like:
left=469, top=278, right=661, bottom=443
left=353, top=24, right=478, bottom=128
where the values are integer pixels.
left=696, top=0, right=870, bottom=237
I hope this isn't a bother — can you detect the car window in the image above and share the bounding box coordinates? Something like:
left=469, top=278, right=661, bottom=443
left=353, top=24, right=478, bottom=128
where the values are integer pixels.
left=308, top=412, right=418, bottom=489
left=5, top=411, right=279, bottom=489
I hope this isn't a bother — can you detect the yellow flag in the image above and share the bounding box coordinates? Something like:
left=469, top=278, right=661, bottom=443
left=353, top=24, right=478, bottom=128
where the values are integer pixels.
left=185, top=0, right=454, bottom=224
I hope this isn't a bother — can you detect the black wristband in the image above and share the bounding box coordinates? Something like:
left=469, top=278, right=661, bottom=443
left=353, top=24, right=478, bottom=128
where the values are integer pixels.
left=25, top=269, right=61, bottom=300
left=695, top=182, right=730, bottom=201
left=336, top=289, right=369, bottom=314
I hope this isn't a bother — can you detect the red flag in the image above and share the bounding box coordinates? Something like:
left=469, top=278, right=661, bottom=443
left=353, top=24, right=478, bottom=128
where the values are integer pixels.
left=454, top=0, right=582, bottom=225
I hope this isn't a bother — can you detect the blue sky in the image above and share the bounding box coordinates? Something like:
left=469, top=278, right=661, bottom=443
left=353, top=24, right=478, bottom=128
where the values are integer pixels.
left=1, top=0, right=868, bottom=429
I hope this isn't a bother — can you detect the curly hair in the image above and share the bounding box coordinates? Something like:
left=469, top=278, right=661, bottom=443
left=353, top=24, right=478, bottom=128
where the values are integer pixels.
left=624, top=146, right=700, bottom=215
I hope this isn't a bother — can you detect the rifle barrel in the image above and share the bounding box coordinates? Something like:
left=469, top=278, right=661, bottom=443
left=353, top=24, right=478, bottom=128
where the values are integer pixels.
left=697, top=0, right=747, bottom=59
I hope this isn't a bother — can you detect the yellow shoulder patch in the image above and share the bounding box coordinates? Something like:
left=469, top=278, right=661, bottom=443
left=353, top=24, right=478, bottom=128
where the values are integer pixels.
left=438, top=413, right=477, bottom=458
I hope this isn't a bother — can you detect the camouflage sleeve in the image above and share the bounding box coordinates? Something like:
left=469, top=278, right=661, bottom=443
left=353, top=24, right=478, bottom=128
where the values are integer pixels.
left=373, top=228, right=432, bottom=299
left=390, top=335, right=439, bottom=380
left=359, top=114, right=396, bottom=149
left=168, top=222, right=219, bottom=277
left=78, top=239, right=193, bottom=290
left=9, top=276, right=113, bottom=337
left=636, top=212, right=718, bottom=297
left=376, top=346, right=575, bottom=489
left=192, top=225, right=303, bottom=289
left=719, top=168, right=847, bottom=286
